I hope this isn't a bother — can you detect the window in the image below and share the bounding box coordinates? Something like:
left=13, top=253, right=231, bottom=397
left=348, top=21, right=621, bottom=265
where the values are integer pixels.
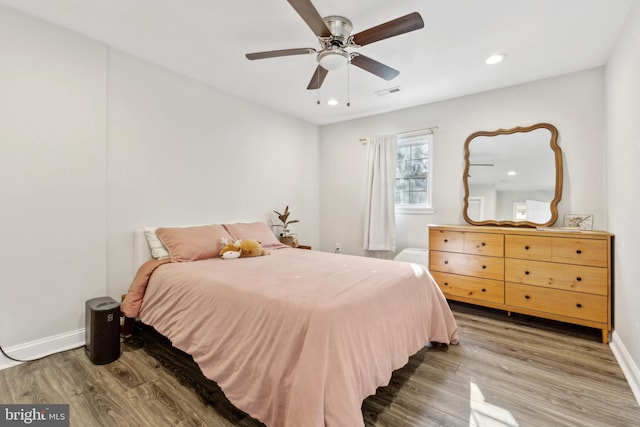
left=395, top=131, right=433, bottom=214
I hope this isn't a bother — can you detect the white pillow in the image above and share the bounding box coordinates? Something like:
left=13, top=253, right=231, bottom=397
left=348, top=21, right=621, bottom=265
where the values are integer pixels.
left=143, top=227, right=170, bottom=259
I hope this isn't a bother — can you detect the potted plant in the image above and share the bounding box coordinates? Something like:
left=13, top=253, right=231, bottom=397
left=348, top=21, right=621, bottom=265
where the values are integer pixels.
left=274, top=206, right=299, bottom=246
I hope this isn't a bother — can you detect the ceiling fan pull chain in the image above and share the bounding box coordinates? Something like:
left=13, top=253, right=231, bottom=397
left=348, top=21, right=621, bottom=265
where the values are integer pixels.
left=317, top=68, right=320, bottom=105
left=347, top=61, right=351, bottom=107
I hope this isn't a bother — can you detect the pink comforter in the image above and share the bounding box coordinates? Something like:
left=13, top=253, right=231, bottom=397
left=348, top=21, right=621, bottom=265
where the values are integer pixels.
left=135, top=248, right=458, bottom=426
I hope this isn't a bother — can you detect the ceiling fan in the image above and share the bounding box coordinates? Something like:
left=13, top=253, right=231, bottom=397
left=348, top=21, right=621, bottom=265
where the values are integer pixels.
left=245, top=0, right=425, bottom=90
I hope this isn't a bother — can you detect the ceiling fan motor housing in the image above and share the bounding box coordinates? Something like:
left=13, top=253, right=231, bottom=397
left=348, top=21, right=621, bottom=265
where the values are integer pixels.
left=322, top=15, right=353, bottom=46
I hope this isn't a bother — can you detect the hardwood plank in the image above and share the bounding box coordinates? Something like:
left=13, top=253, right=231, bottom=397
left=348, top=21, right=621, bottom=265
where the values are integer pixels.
left=0, top=368, right=13, bottom=403
left=69, top=381, right=143, bottom=427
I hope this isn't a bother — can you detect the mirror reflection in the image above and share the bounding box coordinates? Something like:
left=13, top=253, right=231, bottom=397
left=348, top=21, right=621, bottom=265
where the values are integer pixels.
left=462, top=123, right=562, bottom=227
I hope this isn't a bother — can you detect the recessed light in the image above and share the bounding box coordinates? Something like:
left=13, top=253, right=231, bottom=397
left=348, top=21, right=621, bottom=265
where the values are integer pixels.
left=507, top=170, right=517, bottom=176
left=327, top=99, right=339, bottom=106
left=486, top=53, right=507, bottom=65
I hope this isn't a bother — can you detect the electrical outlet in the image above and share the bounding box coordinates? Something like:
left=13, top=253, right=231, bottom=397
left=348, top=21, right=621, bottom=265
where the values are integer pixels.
left=335, top=242, right=341, bottom=253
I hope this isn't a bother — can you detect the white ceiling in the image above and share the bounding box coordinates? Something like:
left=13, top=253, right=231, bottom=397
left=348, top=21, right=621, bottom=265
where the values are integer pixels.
left=0, top=0, right=633, bottom=125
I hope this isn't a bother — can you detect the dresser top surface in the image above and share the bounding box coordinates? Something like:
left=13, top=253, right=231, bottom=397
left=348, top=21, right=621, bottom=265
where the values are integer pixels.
left=429, top=224, right=613, bottom=239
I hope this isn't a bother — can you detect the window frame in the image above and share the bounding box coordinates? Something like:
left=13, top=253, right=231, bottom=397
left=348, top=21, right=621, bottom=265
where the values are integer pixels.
left=395, top=131, right=434, bottom=215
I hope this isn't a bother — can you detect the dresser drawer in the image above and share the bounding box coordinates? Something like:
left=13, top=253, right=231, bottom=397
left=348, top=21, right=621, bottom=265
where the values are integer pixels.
left=551, top=237, right=608, bottom=267
left=505, top=235, right=552, bottom=261
left=505, top=259, right=608, bottom=295
left=463, top=232, right=504, bottom=257
left=505, top=283, right=607, bottom=323
left=429, top=229, right=464, bottom=252
left=431, top=272, right=504, bottom=304
left=430, top=251, right=504, bottom=280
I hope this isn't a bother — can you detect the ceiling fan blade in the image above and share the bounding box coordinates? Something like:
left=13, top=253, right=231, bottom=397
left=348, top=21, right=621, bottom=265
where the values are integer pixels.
left=246, top=48, right=316, bottom=60
left=287, top=0, right=332, bottom=38
left=307, top=65, right=329, bottom=90
left=350, top=55, right=399, bottom=81
left=351, top=12, right=424, bottom=47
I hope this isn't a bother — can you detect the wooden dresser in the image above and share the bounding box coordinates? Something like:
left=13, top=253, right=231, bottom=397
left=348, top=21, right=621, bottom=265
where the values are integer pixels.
left=428, top=224, right=613, bottom=343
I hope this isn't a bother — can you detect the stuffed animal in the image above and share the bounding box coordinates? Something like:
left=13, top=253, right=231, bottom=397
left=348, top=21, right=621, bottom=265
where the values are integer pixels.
left=239, top=238, right=270, bottom=257
left=219, top=238, right=241, bottom=259
left=219, top=238, right=269, bottom=259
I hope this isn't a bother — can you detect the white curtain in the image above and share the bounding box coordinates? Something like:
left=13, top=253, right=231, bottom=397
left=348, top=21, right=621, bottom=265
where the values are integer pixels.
left=363, top=135, right=397, bottom=252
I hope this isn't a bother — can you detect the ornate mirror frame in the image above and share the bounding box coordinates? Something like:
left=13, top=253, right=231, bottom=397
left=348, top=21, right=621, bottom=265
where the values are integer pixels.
left=462, top=123, right=562, bottom=227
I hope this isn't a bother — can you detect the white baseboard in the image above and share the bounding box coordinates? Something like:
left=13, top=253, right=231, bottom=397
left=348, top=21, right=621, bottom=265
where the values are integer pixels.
left=610, top=330, right=640, bottom=407
left=0, top=329, right=85, bottom=371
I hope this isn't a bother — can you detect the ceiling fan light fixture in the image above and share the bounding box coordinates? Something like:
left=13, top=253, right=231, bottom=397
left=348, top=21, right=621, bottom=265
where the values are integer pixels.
left=318, top=48, right=350, bottom=70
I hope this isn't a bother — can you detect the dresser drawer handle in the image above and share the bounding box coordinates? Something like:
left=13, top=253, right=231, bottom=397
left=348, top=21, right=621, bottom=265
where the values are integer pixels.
left=481, top=242, right=486, bottom=247
left=524, top=245, right=530, bottom=250
left=576, top=277, right=582, bottom=282
left=443, top=282, right=449, bottom=286
left=576, top=303, right=583, bottom=308
left=444, top=260, right=449, bottom=265
left=524, top=270, right=530, bottom=275
left=524, top=295, right=531, bottom=299
left=482, top=265, right=487, bottom=269
left=444, top=239, right=448, bottom=243
left=576, top=249, right=582, bottom=254
left=481, top=288, right=486, bottom=292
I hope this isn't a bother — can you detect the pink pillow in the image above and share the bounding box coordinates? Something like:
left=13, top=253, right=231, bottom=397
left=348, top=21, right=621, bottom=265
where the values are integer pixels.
left=223, top=222, right=282, bottom=248
left=156, top=225, right=233, bottom=262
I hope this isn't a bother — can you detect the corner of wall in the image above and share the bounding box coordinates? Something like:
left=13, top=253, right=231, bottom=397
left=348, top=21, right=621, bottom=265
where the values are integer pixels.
left=610, top=330, right=640, bottom=407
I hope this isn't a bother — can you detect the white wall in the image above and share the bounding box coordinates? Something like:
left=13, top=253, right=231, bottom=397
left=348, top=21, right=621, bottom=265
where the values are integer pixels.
left=106, top=49, right=319, bottom=297
left=319, top=68, right=606, bottom=255
left=0, top=6, right=319, bottom=364
left=605, top=0, right=640, bottom=401
left=0, top=6, right=107, bottom=349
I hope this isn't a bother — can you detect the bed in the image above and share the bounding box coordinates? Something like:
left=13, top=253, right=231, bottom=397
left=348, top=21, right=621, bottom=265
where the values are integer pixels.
left=122, top=223, right=458, bottom=427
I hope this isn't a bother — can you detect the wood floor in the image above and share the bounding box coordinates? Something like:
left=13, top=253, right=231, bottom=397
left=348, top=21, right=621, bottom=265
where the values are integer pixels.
left=1, top=302, right=638, bottom=426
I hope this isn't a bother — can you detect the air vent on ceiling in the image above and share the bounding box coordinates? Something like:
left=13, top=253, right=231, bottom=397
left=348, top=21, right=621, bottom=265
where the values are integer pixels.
left=375, top=86, right=401, bottom=96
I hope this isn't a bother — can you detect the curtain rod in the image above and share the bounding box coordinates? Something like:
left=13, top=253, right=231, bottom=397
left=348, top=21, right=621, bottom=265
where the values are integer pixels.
left=359, top=126, right=438, bottom=143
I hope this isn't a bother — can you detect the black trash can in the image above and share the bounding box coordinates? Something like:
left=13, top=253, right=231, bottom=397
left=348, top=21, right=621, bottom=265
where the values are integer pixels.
left=85, top=296, right=120, bottom=364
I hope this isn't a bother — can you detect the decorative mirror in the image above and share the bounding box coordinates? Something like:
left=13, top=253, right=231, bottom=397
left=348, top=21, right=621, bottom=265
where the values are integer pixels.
left=462, top=123, right=562, bottom=227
